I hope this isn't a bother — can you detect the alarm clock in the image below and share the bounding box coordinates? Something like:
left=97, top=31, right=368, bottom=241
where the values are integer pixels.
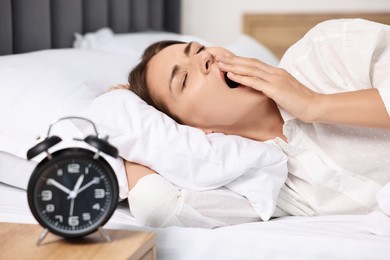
left=26, top=116, right=119, bottom=244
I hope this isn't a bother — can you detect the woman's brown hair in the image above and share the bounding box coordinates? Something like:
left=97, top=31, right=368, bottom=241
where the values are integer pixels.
left=128, top=40, right=185, bottom=122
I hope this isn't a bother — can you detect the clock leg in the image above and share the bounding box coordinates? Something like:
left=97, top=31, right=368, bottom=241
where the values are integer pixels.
left=98, top=227, right=111, bottom=242
left=36, top=228, right=49, bottom=246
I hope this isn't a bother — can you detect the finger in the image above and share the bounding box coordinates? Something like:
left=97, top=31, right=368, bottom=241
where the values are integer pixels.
left=216, top=55, right=274, bottom=73
left=217, top=61, right=271, bottom=81
left=227, top=72, right=276, bottom=98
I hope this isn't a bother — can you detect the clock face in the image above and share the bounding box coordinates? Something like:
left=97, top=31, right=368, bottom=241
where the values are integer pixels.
left=27, top=148, right=118, bottom=238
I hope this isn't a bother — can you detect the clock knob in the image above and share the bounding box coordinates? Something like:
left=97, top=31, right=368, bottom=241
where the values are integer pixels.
left=84, top=135, right=118, bottom=158
left=27, top=136, right=62, bottom=160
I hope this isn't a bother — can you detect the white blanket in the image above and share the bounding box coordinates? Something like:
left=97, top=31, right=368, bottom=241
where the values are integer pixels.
left=1, top=182, right=389, bottom=260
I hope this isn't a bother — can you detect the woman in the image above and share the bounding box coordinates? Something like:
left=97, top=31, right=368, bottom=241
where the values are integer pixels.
left=119, top=19, right=390, bottom=228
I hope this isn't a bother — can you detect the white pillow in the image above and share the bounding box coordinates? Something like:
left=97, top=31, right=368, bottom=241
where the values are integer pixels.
left=0, top=48, right=287, bottom=220
left=0, top=49, right=135, bottom=158
left=73, top=28, right=211, bottom=58
left=73, top=28, right=279, bottom=66
left=78, top=90, right=288, bottom=220
left=0, top=49, right=136, bottom=198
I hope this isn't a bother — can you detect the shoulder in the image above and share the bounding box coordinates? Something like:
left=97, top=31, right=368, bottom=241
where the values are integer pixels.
left=303, top=18, right=390, bottom=39
left=281, top=18, right=390, bottom=62
left=279, top=19, right=390, bottom=93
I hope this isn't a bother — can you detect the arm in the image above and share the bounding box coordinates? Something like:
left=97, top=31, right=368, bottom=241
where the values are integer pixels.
left=318, top=88, right=390, bottom=128
left=128, top=173, right=262, bottom=228
left=216, top=55, right=390, bottom=129
left=124, top=160, right=156, bottom=190
left=124, top=160, right=264, bottom=228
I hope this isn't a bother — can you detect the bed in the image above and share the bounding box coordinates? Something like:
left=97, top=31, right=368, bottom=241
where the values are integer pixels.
left=1, top=1, right=390, bottom=259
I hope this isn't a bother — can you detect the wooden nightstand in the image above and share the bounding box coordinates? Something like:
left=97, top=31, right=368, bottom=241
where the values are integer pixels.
left=0, top=222, right=156, bottom=260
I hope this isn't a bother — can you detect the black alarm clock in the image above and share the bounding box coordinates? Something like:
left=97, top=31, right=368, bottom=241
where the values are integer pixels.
left=26, top=116, right=119, bottom=244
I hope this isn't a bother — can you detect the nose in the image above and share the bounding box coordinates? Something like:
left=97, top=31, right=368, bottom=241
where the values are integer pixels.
left=195, top=51, right=214, bottom=75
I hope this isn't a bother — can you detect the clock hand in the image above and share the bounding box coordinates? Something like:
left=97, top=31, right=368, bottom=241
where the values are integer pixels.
left=67, top=174, right=85, bottom=199
left=47, top=178, right=71, bottom=194
left=73, top=174, right=84, bottom=191
left=68, top=175, right=84, bottom=215
left=75, top=178, right=100, bottom=195
left=69, top=198, right=75, bottom=216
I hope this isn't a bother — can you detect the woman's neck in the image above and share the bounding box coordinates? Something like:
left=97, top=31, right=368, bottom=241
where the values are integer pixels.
left=228, top=100, right=286, bottom=142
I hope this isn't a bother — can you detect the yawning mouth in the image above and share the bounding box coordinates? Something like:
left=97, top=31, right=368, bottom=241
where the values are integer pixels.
left=223, top=72, right=240, bottom=89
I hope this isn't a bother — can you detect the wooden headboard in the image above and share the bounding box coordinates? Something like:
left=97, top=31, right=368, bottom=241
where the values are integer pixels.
left=243, top=13, right=390, bottom=59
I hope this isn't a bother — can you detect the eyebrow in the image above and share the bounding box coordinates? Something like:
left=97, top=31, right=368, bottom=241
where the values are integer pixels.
left=169, top=42, right=193, bottom=93
left=184, top=41, right=193, bottom=56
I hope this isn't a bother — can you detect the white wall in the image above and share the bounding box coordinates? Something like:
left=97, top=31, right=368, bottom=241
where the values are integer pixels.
left=181, top=0, right=390, bottom=45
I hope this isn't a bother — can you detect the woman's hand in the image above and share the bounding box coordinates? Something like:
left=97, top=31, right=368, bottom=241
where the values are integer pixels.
left=216, top=55, right=323, bottom=123
left=217, top=55, right=390, bottom=129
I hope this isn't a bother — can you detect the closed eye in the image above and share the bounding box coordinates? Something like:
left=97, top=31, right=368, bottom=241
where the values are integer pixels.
left=196, top=45, right=205, bottom=54
left=182, top=73, right=188, bottom=90
left=181, top=45, right=204, bottom=91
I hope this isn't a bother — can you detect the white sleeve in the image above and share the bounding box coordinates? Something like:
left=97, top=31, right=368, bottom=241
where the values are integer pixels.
left=370, top=27, right=390, bottom=116
left=128, top=174, right=263, bottom=228
left=279, top=18, right=390, bottom=116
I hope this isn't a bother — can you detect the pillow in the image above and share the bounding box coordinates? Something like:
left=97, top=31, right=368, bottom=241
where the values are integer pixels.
left=73, top=28, right=212, bottom=58
left=0, top=151, right=37, bottom=190
left=0, top=49, right=135, bottom=158
left=73, top=28, right=279, bottom=66
left=77, top=90, right=288, bottom=220
left=0, top=49, right=135, bottom=198
left=0, top=47, right=287, bottom=220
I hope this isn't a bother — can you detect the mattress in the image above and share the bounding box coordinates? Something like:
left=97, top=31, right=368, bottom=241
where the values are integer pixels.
left=1, top=152, right=390, bottom=260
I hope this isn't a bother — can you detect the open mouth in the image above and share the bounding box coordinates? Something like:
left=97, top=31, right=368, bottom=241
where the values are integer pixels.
left=224, top=72, right=240, bottom=89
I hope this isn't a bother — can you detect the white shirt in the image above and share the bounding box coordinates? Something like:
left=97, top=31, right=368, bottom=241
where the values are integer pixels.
left=274, top=18, right=390, bottom=216
left=129, top=19, right=390, bottom=228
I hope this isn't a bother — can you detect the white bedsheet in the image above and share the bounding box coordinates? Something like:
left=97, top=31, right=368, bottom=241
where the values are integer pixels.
left=1, top=181, right=390, bottom=260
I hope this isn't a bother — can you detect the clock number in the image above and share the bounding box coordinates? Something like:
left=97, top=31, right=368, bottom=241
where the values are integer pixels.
left=82, top=213, right=91, bottom=221
left=55, top=215, right=63, bottom=223
left=46, top=204, right=55, bottom=213
left=94, top=189, right=105, bottom=199
left=57, top=169, right=63, bottom=176
left=41, top=190, right=52, bottom=201
left=92, top=203, right=100, bottom=210
left=93, top=177, right=100, bottom=184
left=68, top=163, right=80, bottom=173
left=68, top=216, right=79, bottom=226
